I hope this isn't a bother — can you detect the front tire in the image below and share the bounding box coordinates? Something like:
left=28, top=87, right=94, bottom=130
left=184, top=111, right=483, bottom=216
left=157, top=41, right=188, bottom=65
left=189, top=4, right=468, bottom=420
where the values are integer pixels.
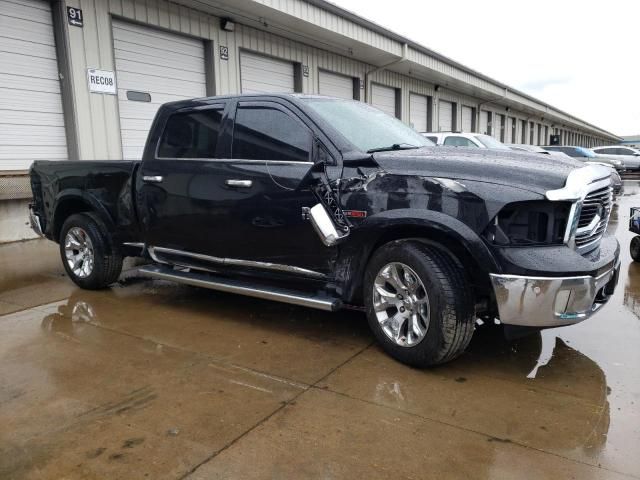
left=364, top=240, right=475, bottom=367
left=59, top=213, right=123, bottom=289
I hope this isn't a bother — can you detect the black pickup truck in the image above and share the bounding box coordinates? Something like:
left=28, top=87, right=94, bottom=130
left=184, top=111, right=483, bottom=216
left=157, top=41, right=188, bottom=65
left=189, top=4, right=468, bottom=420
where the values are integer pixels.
left=29, top=94, right=620, bottom=366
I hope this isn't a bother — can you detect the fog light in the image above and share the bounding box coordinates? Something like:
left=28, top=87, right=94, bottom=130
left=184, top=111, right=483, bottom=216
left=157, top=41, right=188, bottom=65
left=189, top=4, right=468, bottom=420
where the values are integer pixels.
left=554, top=289, right=572, bottom=314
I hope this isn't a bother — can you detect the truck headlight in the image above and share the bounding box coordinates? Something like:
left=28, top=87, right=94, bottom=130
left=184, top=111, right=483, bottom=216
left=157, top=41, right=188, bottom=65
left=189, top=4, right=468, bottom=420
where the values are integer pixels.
left=484, top=201, right=572, bottom=246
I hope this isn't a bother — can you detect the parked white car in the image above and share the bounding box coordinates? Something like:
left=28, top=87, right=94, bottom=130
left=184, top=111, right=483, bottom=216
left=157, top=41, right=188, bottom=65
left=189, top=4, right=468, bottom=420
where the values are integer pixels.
left=592, top=146, right=640, bottom=171
left=423, top=132, right=511, bottom=150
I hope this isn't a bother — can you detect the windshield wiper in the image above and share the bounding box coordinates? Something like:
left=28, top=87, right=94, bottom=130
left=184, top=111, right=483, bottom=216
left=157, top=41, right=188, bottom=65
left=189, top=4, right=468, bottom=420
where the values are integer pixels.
left=367, top=143, right=420, bottom=153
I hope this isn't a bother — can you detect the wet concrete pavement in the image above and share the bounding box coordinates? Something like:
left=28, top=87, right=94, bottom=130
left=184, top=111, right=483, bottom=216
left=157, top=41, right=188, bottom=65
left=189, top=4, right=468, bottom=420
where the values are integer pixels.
left=2, top=186, right=640, bottom=479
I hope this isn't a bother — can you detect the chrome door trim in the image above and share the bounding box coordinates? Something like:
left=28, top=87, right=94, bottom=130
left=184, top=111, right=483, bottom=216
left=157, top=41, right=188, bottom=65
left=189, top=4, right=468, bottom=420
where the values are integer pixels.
left=153, top=157, right=313, bottom=166
left=148, top=246, right=326, bottom=279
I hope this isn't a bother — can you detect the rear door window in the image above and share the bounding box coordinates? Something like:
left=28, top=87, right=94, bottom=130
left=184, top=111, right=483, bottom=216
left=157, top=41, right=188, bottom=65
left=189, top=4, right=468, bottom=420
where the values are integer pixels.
left=157, top=108, right=224, bottom=159
left=232, top=104, right=312, bottom=162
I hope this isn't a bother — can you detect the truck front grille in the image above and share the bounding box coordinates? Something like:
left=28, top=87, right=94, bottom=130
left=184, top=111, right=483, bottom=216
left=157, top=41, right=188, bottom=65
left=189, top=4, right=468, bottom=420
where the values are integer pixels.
left=574, top=185, right=613, bottom=252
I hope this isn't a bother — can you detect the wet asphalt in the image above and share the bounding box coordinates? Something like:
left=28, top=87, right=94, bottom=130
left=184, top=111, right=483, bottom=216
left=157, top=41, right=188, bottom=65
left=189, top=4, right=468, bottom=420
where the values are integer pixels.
left=1, top=184, right=640, bottom=479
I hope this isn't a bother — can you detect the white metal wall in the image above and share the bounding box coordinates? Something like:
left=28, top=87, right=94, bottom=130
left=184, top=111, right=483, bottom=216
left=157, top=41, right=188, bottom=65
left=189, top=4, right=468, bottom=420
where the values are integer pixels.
left=438, top=100, right=453, bottom=132
left=39, top=0, right=614, bottom=163
left=461, top=106, right=473, bottom=132
left=112, top=20, right=207, bottom=160
left=318, top=70, right=353, bottom=99
left=409, top=93, right=428, bottom=132
left=0, top=0, right=67, bottom=170
left=371, top=84, right=397, bottom=118
left=506, top=117, right=515, bottom=143
left=479, top=111, right=489, bottom=135
left=494, top=114, right=504, bottom=141
left=240, top=51, right=295, bottom=94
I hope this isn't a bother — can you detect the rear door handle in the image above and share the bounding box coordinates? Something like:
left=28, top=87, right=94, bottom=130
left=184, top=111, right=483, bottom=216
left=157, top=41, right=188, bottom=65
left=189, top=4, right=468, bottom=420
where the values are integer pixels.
left=142, top=175, right=163, bottom=183
left=225, top=179, right=253, bottom=188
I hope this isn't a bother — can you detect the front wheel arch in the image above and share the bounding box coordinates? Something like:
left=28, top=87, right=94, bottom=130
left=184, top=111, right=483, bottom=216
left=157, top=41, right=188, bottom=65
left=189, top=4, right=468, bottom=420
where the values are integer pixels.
left=341, top=223, right=496, bottom=306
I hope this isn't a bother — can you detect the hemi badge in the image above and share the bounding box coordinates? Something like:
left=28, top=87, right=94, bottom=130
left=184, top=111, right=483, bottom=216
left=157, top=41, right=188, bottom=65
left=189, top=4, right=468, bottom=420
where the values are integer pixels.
left=344, top=210, right=367, bottom=218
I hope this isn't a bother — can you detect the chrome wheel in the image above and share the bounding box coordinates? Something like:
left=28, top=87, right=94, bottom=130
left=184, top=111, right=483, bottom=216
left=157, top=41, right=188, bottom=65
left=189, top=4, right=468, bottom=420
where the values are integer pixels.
left=372, top=262, right=430, bottom=347
left=64, top=227, right=94, bottom=279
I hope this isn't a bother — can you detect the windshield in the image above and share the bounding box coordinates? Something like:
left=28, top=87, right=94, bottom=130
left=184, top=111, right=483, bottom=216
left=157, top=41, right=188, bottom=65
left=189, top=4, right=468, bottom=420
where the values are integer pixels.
left=303, top=98, right=434, bottom=152
left=473, top=134, right=510, bottom=150
left=578, top=147, right=597, bottom=158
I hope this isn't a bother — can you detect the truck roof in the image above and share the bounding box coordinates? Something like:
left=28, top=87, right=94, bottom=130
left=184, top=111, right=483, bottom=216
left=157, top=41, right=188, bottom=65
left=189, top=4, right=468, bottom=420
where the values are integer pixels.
left=164, top=93, right=337, bottom=108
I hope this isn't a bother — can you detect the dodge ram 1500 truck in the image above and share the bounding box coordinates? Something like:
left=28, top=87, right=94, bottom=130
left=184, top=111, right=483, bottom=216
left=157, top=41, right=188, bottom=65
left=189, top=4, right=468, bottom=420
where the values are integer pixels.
left=29, top=94, right=620, bottom=367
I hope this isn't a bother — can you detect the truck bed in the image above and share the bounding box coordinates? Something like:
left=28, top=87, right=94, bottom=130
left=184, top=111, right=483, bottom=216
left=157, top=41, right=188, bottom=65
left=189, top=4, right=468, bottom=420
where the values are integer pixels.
left=30, top=160, right=141, bottom=243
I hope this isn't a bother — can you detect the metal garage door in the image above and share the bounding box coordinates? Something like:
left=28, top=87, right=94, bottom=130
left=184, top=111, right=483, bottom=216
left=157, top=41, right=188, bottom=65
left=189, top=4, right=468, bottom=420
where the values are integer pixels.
left=240, top=51, right=295, bottom=94
left=371, top=84, right=397, bottom=118
left=479, top=111, right=489, bottom=135
left=438, top=100, right=453, bottom=132
left=113, top=20, right=206, bottom=160
left=318, top=70, right=353, bottom=99
left=409, top=93, right=428, bottom=132
left=0, top=0, right=67, bottom=170
left=461, top=106, right=473, bottom=132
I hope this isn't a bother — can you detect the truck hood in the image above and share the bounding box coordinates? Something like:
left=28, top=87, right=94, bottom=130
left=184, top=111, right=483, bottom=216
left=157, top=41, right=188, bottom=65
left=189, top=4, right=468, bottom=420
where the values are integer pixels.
left=372, top=146, right=584, bottom=195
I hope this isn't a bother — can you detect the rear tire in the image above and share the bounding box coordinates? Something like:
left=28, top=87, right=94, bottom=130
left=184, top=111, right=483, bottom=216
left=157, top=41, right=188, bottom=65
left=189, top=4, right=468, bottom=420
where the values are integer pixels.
left=363, top=240, right=475, bottom=367
left=631, top=236, right=640, bottom=262
left=59, top=213, right=123, bottom=289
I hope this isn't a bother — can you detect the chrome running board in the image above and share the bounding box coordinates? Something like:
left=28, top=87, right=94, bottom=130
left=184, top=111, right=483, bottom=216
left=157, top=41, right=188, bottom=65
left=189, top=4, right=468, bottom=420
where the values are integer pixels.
left=138, top=264, right=341, bottom=312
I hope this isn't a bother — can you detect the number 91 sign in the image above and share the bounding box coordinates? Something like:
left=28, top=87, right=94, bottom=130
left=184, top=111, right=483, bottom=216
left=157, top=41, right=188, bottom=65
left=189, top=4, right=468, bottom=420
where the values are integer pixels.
left=67, top=7, right=83, bottom=27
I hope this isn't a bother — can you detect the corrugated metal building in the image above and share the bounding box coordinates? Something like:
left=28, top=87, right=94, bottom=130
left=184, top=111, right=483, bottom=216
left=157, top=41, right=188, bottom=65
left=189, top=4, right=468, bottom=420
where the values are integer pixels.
left=0, top=0, right=621, bottom=242
left=621, top=135, right=640, bottom=148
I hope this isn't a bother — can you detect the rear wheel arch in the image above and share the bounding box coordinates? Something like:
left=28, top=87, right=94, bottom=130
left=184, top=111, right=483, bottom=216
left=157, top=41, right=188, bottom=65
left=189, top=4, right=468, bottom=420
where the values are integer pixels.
left=53, top=194, right=114, bottom=242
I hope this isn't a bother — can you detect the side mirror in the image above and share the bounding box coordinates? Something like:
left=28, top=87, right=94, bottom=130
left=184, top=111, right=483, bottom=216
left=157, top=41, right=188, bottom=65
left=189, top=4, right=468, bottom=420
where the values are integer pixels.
left=341, top=151, right=379, bottom=168
left=308, top=204, right=349, bottom=246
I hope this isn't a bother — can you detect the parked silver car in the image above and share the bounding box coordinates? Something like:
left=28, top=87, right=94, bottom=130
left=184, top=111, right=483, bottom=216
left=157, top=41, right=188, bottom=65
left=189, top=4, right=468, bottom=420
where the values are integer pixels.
left=508, top=144, right=574, bottom=160
left=592, top=146, right=640, bottom=171
left=542, top=146, right=625, bottom=171
left=507, top=144, right=550, bottom=154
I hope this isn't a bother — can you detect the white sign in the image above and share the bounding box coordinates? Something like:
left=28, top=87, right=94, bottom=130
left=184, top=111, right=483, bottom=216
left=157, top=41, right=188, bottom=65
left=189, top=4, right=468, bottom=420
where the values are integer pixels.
left=87, top=69, right=117, bottom=95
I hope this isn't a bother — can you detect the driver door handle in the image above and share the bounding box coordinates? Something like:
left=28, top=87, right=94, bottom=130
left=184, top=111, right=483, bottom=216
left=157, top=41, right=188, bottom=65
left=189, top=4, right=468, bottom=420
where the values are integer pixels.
left=142, top=175, right=163, bottom=183
left=225, top=179, right=253, bottom=188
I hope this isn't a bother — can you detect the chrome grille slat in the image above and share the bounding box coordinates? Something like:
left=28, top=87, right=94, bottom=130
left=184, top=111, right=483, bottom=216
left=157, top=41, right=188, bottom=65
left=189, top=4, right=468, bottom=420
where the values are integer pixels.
left=574, top=185, right=613, bottom=252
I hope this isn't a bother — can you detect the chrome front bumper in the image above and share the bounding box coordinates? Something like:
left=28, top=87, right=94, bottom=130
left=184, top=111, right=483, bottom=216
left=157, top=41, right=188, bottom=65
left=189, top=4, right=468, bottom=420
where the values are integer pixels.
left=29, top=206, right=44, bottom=237
left=490, top=262, right=620, bottom=328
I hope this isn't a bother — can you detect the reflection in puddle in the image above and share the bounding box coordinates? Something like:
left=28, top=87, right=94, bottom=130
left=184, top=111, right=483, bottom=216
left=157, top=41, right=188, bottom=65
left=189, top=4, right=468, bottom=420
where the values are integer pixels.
left=624, top=262, right=640, bottom=319
left=466, top=326, right=612, bottom=457
left=375, top=381, right=406, bottom=406
left=526, top=330, right=556, bottom=379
